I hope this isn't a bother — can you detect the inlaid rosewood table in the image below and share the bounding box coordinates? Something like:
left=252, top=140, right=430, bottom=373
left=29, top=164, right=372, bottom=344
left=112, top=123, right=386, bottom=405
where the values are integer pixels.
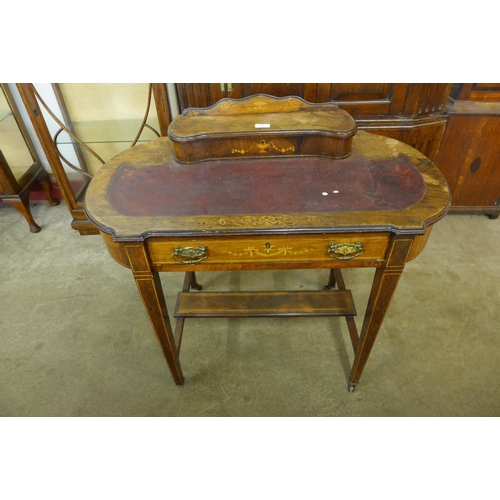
left=84, top=100, right=449, bottom=392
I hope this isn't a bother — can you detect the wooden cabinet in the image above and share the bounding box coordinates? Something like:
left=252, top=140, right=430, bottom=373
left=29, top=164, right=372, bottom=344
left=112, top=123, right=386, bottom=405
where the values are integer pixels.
left=175, top=83, right=452, bottom=162
left=176, top=83, right=451, bottom=116
left=316, top=83, right=408, bottom=115
left=16, top=83, right=173, bottom=234
left=454, top=83, right=500, bottom=102
left=0, top=84, right=59, bottom=232
left=435, top=83, right=500, bottom=218
left=176, top=83, right=316, bottom=110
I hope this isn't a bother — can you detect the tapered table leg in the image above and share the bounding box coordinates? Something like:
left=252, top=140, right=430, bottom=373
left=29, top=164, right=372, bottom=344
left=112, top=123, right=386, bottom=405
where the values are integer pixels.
left=348, top=237, right=413, bottom=392
left=126, top=244, right=184, bottom=385
left=323, top=269, right=337, bottom=290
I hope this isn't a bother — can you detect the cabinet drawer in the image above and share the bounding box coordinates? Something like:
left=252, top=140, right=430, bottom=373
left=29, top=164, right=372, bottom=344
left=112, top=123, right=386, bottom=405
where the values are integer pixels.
left=148, top=233, right=389, bottom=270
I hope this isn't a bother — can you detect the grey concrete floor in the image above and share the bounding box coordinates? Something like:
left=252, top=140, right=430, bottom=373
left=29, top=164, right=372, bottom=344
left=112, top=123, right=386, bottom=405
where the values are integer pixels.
left=1, top=201, right=499, bottom=416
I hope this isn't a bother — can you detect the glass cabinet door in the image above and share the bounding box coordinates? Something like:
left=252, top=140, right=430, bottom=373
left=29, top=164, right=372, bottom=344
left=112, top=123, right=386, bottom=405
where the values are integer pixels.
left=0, top=85, right=37, bottom=184
left=1, top=84, right=59, bottom=232
left=17, top=83, right=170, bottom=234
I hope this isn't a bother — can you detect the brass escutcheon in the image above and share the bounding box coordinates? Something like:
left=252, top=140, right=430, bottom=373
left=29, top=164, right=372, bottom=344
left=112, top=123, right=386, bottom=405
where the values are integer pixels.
left=172, top=245, right=209, bottom=264
left=328, top=241, right=364, bottom=260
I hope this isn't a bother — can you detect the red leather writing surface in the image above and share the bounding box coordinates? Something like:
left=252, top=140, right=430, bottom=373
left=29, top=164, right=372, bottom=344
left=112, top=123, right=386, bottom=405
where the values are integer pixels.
left=108, top=156, right=425, bottom=217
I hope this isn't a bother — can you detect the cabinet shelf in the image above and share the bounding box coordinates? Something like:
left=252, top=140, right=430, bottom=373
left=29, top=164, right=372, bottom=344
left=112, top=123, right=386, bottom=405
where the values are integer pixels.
left=56, top=118, right=160, bottom=145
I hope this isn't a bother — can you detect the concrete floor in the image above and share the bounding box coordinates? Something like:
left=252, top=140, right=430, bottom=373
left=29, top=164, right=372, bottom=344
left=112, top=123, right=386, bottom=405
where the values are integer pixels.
left=1, top=201, right=499, bottom=416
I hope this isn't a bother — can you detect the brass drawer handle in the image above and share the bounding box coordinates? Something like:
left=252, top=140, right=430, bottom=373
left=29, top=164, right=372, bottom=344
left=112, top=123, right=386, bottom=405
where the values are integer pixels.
left=328, top=241, right=364, bottom=260
left=172, top=245, right=208, bottom=264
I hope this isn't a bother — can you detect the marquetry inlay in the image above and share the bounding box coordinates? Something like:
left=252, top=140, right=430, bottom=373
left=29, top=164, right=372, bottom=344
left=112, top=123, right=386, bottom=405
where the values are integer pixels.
left=218, top=215, right=318, bottom=228
left=232, top=140, right=295, bottom=155
left=222, top=243, right=313, bottom=258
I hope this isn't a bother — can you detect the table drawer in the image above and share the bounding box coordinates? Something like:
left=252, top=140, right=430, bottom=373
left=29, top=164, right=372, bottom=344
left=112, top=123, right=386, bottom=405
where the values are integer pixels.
left=148, top=233, right=389, bottom=269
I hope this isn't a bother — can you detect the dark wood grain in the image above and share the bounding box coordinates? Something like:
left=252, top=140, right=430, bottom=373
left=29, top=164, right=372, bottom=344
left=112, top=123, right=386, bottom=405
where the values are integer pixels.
left=435, top=93, right=500, bottom=218
left=457, top=83, right=500, bottom=101
left=175, top=290, right=356, bottom=317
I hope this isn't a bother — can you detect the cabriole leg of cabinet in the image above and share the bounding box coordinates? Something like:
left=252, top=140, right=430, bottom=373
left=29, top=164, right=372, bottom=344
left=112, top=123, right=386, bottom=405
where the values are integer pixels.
left=4, top=191, right=41, bottom=233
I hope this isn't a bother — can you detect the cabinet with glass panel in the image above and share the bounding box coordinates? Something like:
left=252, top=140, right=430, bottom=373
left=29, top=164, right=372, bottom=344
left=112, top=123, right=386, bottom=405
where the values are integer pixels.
left=0, top=83, right=59, bottom=232
left=17, top=83, right=174, bottom=234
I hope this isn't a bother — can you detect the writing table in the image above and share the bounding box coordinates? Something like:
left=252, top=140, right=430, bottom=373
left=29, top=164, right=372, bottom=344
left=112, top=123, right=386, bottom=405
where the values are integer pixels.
left=84, top=129, right=449, bottom=392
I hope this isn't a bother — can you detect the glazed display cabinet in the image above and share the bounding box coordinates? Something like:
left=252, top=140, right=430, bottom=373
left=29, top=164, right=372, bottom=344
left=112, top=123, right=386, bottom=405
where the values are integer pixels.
left=0, top=84, right=58, bottom=232
left=16, top=83, right=173, bottom=234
